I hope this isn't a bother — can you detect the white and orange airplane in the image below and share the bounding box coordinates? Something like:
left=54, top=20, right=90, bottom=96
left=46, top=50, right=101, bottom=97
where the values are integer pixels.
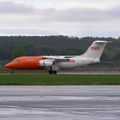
left=4, top=40, right=108, bottom=74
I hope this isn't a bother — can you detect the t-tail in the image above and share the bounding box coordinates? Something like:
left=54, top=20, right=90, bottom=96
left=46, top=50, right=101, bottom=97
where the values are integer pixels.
left=82, top=40, right=108, bottom=61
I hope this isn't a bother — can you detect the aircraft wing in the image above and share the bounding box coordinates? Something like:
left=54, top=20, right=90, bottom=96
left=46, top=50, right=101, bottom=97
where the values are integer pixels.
left=42, top=56, right=73, bottom=62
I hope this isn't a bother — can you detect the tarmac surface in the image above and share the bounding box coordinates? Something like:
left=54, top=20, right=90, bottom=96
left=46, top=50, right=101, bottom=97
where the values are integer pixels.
left=0, top=86, right=120, bottom=120
left=59, top=71, right=120, bottom=75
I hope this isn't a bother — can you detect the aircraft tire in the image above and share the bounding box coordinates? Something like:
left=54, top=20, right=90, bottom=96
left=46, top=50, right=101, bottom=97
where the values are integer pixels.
left=48, top=71, right=57, bottom=75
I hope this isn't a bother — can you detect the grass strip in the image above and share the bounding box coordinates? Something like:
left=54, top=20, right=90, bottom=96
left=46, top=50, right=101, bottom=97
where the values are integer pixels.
left=0, top=73, right=120, bottom=85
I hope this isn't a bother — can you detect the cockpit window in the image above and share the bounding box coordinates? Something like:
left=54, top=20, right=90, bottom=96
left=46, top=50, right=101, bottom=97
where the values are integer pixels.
left=13, top=59, right=20, bottom=63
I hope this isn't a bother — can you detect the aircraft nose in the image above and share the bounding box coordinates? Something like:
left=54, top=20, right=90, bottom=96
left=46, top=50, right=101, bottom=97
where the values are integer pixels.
left=4, top=63, right=14, bottom=69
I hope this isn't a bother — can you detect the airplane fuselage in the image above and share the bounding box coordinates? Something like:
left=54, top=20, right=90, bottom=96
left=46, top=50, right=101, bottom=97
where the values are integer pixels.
left=4, top=56, right=99, bottom=70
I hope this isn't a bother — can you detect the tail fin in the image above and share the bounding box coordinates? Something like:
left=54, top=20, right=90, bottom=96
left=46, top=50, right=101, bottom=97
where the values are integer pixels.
left=82, top=40, right=108, bottom=59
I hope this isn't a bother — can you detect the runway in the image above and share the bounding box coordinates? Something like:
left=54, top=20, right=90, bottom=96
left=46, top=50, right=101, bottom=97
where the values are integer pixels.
left=59, top=71, right=120, bottom=75
left=0, top=86, right=120, bottom=120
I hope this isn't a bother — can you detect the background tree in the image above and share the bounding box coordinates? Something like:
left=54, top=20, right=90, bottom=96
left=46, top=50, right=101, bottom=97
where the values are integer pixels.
left=11, top=48, right=25, bottom=59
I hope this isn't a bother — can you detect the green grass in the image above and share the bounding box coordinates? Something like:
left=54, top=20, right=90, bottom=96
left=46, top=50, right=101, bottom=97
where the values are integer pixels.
left=0, top=72, right=120, bottom=85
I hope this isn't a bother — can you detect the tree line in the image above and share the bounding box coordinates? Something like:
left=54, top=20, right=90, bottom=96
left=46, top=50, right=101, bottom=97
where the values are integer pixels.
left=0, top=35, right=119, bottom=62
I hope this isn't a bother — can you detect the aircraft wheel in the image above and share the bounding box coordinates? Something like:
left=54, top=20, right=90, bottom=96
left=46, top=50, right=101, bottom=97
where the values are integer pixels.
left=49, top=71, right=52, bottom=75
left=53, top=71, right=57, bottom=75
left=11, top=70, right=15, bottom=74
left=48, top=71, right=57, bottom=75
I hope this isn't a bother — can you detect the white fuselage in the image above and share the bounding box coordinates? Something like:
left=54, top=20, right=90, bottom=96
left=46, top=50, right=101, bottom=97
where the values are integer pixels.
left=46, top=56, right=100, bottom=71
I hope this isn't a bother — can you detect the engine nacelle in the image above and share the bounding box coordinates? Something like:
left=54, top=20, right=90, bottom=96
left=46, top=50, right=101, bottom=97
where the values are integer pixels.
left=39, top=59, right=53, bottom=67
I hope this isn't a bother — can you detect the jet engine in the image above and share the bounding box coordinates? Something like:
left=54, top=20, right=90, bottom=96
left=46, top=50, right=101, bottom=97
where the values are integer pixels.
left=39, top=59, right=53, bottom=67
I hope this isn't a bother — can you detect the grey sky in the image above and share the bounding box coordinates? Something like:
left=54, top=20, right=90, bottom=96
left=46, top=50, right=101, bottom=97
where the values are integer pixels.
left=0, top=0, right=120, bottom=37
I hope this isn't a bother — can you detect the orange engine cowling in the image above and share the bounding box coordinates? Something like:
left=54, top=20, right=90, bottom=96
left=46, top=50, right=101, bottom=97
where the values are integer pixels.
left=39, top=59, right=53, bottom=67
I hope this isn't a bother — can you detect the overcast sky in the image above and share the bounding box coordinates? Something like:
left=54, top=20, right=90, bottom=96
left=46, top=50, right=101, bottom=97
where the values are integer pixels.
left=0, top=0, right=120, bottom=37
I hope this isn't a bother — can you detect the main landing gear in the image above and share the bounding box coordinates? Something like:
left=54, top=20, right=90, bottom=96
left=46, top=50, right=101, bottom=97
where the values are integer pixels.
left=48, top=70, right=57, bottom=75
left=48, top=66, right=58, bottom=75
